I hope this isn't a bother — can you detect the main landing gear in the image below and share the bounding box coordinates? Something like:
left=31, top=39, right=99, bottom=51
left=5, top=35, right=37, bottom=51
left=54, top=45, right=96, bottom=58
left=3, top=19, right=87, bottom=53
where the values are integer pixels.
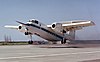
left=61, top=38, right=66, bottom=44
left=60, top=30, right=67, bottom=44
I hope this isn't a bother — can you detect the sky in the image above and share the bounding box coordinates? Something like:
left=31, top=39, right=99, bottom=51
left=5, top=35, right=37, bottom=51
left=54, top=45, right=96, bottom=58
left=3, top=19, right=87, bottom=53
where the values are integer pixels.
left=0, top=0, right=100, bottom=41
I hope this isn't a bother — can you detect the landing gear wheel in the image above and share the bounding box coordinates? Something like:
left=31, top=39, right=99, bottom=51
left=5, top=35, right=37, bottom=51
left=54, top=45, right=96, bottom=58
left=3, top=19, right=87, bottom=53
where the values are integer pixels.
left=28, top=41, right=33, bottom=44
left=63, top=39, right=66, bottom=44
left=61, top=40, right=64, bottom=44
left=25, top=32, right=29, bottom=35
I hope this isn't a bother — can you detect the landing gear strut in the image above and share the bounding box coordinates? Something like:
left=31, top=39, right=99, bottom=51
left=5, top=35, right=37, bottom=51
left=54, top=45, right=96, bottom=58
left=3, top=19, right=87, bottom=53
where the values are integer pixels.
left=61, top=31, right=67, bottom=44
left=24, top=28, right=33, bottom=44
left=28, top=34, right=33, bottom=44
left=61, top=38, right=66, bottom=44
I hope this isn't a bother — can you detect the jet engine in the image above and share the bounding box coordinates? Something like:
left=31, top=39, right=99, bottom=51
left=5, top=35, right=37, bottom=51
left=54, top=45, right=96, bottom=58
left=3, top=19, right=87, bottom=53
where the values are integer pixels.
left=51, top=22, right=63, bottom=33
left=18, top=24, right=23, bottom=30
left=17, top=24, right=28, bottom=35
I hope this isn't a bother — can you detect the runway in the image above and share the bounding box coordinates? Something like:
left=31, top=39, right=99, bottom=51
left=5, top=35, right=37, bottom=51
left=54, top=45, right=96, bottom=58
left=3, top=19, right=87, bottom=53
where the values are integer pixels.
left=0, top=45, right=100, bottom=62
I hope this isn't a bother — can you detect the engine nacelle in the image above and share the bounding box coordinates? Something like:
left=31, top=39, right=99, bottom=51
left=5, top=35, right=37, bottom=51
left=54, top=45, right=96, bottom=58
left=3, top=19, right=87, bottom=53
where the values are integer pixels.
left=51, top=22, right=63, bottom=33
left=18, top=24, right=27, bottom=33
left=18, top=24, right=22, bottom=30
left=18, top=24, right=32, bottom=35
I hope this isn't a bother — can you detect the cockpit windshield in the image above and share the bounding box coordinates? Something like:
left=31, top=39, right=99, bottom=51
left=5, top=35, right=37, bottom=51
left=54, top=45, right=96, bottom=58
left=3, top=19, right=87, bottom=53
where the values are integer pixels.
left=29, top=19, right=38, bottom=24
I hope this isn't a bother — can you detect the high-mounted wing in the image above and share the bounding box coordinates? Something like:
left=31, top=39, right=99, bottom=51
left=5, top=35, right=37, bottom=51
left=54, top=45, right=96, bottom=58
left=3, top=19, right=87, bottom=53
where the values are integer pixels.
left=62, top=20, right=95, bottom=31
left=4, top=21, right=26, bottom=29
left=4, top=25, right=19, bottom=29
left=4, top=21, right=27, bottom=33
left=47, top=20, right=95, bottom=31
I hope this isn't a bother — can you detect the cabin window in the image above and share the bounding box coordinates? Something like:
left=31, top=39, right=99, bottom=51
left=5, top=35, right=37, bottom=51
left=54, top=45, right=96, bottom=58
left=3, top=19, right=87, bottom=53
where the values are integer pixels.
left=29, top=20, right=38, bottom=24
left=34, top=20, right=38, bottom=24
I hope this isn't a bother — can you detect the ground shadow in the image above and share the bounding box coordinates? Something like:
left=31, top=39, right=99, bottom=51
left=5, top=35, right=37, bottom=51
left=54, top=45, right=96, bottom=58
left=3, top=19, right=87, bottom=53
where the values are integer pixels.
left=39, top=46, right=83, bottom=48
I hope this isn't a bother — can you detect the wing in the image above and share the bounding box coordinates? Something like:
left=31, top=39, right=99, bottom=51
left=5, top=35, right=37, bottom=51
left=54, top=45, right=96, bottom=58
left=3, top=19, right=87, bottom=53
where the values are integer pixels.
left=4, top=25, right=19, bottom=29
left=47, top=20, right=95, bottom=31
left=4, top=21, right=26, bottom=29
left=62, top=20, right=95, bottom=31
left=4, top=21, right=27, bottom=33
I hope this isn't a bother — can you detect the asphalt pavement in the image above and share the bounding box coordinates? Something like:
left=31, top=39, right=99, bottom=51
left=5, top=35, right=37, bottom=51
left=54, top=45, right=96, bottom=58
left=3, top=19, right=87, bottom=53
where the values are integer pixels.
left=0, top=44, right=100, bottom=62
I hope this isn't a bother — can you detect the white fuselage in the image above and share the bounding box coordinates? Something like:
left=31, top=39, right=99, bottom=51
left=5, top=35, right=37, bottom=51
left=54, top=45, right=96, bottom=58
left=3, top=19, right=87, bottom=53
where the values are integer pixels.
left=25, top=22, right=63, bottom=41
left=18, top=20, right=74, bottom=42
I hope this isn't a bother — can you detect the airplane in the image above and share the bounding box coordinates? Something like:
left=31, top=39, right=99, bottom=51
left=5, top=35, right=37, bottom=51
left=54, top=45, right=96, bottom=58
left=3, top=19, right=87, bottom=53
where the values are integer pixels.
left=4, top=19, right=95, bottom=44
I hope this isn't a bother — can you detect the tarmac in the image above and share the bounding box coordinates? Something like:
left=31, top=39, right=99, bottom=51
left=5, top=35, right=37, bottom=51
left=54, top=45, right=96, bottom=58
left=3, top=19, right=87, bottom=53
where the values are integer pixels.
left=0, top=44, right=100, bottom=62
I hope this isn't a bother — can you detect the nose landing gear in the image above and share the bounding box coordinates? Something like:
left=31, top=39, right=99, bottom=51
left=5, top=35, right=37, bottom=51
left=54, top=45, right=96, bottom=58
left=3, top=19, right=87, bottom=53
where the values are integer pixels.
left=28, top=34, right=33, bottom=44
left=24, top=32, right=33, bottom=44
left=24, top=28, right=33, bottom=44
left=28, top=40, right=33, bottom=44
